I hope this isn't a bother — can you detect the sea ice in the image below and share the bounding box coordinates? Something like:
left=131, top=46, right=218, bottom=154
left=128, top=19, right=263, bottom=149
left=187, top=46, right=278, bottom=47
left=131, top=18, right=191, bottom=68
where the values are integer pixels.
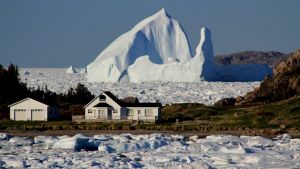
left=53, top=134, right=98, bottom=151
left=19, top=68, right=260, bottom=105
left=0, top=133, right=299, bottom=168
left=0, top=133, right=8, bottom=140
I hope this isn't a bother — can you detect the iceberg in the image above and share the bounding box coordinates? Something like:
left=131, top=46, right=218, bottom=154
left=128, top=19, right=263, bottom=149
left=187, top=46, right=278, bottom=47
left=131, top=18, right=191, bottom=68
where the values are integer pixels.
left=87, top=9, right=271, bottom=82
left=66, top=65, right=77, bottom=74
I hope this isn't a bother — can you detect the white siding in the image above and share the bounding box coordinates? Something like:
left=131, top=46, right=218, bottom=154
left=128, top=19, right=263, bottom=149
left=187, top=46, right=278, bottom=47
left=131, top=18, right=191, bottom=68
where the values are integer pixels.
left=127, top=107, right=160, bottom=121
left=10, top=98, right=48, bottom=121
left=84, top=93, right=122, bottom=120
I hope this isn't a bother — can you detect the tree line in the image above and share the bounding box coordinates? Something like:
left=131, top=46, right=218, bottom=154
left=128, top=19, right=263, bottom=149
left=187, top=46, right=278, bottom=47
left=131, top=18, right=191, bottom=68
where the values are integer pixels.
left=0, top=64, right=94, bottom=119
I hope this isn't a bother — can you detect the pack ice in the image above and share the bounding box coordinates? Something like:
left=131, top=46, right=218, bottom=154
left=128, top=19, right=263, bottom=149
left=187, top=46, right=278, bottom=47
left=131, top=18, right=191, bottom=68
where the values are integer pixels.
left=0, top=133, right=300, bottom=168
left=87, top=8, right=271, bottom=82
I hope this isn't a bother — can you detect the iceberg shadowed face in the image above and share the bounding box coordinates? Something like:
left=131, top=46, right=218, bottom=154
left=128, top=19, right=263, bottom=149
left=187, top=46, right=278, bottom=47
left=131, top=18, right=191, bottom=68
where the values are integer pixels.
left=86, top=9, right=271, bottom=83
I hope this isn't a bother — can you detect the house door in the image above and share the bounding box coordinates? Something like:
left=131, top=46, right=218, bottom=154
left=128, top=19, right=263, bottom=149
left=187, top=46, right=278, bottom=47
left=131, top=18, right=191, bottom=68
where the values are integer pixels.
left=107, top=109, right=112, bottom=119
left=96, top=110, right=102, bottom=119
left=137, top=109, right=144, bottom=121
left=15, top=109, right=27, bottom=121
left=32, top=109, right=44, bottom=121
left=96, top=110, right=100, bottom=118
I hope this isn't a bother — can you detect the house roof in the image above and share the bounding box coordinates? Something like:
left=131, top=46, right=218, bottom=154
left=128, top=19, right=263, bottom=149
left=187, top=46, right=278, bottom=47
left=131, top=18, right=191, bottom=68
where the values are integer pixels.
left=123, top=102, right=162, bottom=107
left=103, top=91, right=161, bottom=107
left=8, top=97, right=48, bottom=107
left=84, top=91, right=162, bottom=108
left=84, top=96, right=99, bottom=108
left=103, top=91, right=124, bottom=106
left=83, top=91, right=123, bottom=108
left=94, top=103, right=112, bottom=108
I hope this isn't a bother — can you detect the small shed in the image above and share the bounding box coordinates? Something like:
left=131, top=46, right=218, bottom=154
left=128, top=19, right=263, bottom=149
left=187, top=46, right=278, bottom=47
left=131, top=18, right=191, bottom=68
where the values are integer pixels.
left=8, top=98, right=58, bottom=121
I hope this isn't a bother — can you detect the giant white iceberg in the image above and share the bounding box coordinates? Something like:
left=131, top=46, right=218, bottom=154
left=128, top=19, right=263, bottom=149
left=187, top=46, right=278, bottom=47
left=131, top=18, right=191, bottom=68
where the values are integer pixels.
left=66, top=65, right=77, bottom=74
left=87, top=8, right=192, bottom=82
left=87, top=9, right=271, bottom=82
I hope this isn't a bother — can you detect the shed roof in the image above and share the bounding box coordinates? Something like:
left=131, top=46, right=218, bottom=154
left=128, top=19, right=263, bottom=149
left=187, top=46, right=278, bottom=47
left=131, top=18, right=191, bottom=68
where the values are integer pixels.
left=8, top=97, right=48, bottom=107
left=122, top=102, right=162, bottom=107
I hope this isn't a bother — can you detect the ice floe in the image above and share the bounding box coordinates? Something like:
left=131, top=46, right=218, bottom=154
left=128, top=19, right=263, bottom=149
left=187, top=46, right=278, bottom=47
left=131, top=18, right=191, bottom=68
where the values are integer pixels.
left=0, top=132, right=299, bottom=168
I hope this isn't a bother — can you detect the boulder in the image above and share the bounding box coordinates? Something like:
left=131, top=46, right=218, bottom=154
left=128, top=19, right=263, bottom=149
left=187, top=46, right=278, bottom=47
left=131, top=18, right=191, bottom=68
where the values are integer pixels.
left=214, top=97, right=236, bottom=106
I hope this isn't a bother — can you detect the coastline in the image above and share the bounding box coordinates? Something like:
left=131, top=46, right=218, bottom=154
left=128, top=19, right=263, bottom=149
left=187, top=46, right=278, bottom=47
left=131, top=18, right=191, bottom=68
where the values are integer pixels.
left=2, top=129, right=300, bottom=138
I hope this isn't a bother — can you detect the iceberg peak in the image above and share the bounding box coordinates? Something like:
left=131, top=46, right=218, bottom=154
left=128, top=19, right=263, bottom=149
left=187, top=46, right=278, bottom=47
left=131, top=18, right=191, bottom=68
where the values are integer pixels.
left=155, top=8, right=167, bottom=17
left=200, top=27, right=211, bottom=44
left=194, top=27, right=214, bottom=80
left=195, top=27, right=213, bottom=61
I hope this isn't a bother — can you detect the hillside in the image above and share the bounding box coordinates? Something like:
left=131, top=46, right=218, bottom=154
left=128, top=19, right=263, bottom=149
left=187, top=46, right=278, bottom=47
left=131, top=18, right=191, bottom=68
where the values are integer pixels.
left=162, top=97, right=300, bottom=130
left=215, top=51, right=288, bottom=68
left=236, top=49, right=300, bottom=105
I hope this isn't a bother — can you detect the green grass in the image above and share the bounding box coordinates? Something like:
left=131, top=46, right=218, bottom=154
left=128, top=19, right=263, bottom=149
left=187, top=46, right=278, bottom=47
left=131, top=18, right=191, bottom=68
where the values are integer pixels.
left=161, top=97, right=300, bottom=129
left=0, top=97, right=299, bottom=132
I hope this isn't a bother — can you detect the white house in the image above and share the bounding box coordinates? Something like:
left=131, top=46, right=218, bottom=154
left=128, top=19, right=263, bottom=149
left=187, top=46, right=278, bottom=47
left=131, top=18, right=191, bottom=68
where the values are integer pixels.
left=9, top=98, right=59, bottom=121
left=79, top=91, right=161, bottom=122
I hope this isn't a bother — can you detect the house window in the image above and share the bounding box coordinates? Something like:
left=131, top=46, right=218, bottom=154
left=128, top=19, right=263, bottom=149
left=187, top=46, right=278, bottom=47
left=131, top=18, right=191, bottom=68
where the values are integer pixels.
left=113, top=109, right=118, bottom=114
left=99, top=95, right=106, bottom=101
left=138, top=110, right=142, bottom=115
left=98, top=110, right=106, bottom=116
left=32, top=109, right=43, bottom=112
left=126, top=109, right=134, bottom=116
left=145, top=109, right=153, bottom=116
left=88, top=109, right=93, bottom=114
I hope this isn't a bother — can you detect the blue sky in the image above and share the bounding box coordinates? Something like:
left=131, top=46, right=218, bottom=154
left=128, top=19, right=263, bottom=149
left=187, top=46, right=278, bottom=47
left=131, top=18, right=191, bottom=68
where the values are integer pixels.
left=0, top=0, right=299, bottom=67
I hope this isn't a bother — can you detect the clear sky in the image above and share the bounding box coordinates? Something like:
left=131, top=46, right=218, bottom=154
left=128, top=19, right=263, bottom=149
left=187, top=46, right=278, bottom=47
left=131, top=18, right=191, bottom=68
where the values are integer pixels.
left=0, top=0, right=299, bottom=67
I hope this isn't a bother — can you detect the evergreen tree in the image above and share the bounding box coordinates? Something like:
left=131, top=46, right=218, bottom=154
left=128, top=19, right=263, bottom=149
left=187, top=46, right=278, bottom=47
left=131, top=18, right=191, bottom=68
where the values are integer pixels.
left=0, top=64, right=95, bottom=119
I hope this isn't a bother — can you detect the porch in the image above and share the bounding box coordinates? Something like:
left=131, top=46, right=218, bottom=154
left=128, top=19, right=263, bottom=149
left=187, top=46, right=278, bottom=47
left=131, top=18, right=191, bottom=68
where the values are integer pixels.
left=72, top=115, right=157, bottom=123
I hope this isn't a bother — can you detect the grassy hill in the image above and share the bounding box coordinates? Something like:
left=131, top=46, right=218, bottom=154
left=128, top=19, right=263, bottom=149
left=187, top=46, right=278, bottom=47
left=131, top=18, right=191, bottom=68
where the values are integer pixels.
left=162, top=97, right=300, bottom=129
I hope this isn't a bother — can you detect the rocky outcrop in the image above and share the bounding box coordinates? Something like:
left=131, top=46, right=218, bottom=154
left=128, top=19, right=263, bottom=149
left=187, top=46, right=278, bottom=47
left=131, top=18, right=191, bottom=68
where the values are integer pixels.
left=215, top=51, right=288, bottom=68
left=236, top=49, right=300, bottom=105
left=214, top=97, right=236, bottom=106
